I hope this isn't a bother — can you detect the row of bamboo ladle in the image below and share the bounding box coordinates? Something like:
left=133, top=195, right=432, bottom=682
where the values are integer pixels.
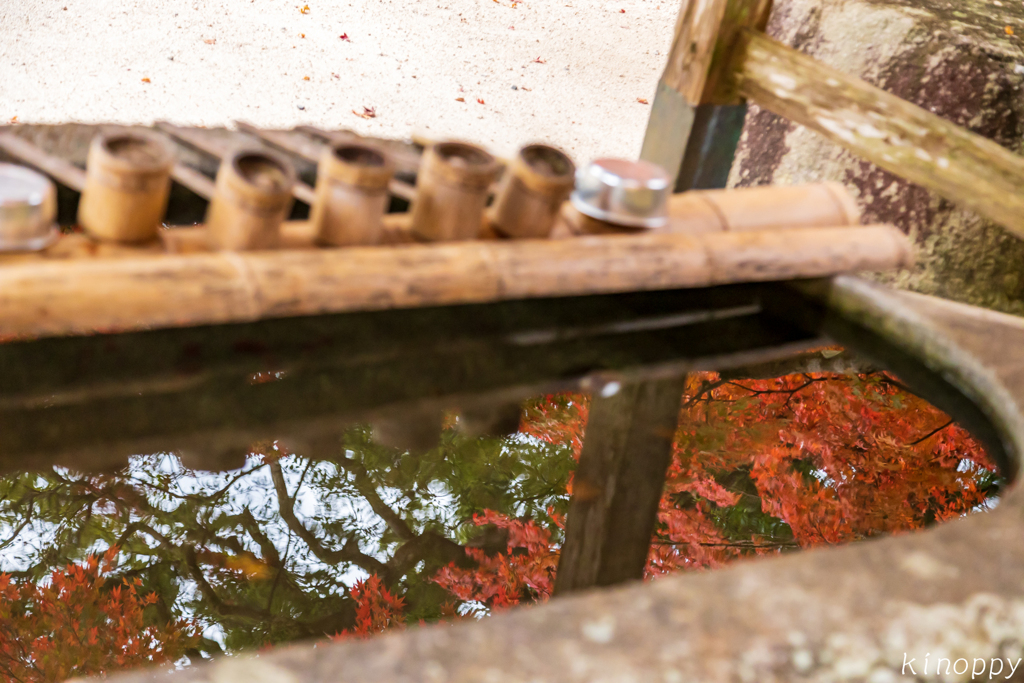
left=73, top=127, right=868, bottom=251
left=77, top=129, right=580, bottom=249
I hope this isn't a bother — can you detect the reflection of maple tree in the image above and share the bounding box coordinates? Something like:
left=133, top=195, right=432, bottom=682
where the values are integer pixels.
left=0, top=366, right=1000, bottom=675
left=433, top=510, right=560, bottom=608
left=0, top=547, right=200, bottom=682
left=418, top=370, right=997, bottom=617
left=331, top=575, right=406, bottom=640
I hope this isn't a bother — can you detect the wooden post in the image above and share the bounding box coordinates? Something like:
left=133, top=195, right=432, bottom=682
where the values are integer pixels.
left=554, top=375, right=687, bottom=593
left=730, top=29, right=1024, bottom=240
left=639, top=0, right=771, bottom=191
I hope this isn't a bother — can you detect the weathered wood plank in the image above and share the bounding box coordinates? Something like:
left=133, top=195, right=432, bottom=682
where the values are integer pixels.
left=234, top=121, right=417, bottom=203
left=169, top=162, right=215, bottom=201
left=554, top=376, right=687, bottom=594
left=0, top=127, right=214, bottom=203
left=0, top=130, right=87, bottom=191
left=640, top=0, right=772, bottom=190
left=155, top=121, right=316, bottom=206
left=733, top=29, right=1024, bottom=239
left=296, top=124, right=424, bottom=177
left=0, top=224, right=911, bottom=339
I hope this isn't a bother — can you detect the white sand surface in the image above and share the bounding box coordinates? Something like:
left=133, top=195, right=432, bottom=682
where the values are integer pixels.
left=1, top=0, right=676, bottom=164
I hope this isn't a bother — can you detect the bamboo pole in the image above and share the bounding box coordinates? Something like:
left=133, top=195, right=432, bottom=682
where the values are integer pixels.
left=0, top=224, right=911, bottom=338
left=560, top=181, right=860, bottom=235
left=732, top=29, right=1024, bottom=239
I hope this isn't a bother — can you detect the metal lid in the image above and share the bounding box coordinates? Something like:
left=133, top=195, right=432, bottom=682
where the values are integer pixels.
left=0, top=163, right=59, bottom=251
left=570, top=158, right=670, bottom=229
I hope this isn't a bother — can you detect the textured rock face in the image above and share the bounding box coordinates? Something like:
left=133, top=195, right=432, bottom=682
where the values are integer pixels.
left=729, top=0, right=1024, bottom=313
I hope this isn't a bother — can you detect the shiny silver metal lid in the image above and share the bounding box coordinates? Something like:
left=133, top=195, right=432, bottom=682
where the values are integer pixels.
left=570, top=158, right=670, bottom=229
left=0, top=163, right=59, bottom=251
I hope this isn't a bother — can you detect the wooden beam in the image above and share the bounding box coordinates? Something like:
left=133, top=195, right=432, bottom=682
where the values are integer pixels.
left=169, top=162, right=215, bottom=201
left=234, top=121, right=417, bottom=203
left=0, top=128, right=214, bottom=202
left=295, top=124, right=424, bottom=176
left=155, top=122, right=316, bottom=206
left=0, top=224, right=911, bottom=339
left=732, top=29, right=1024, bottom=240
left=639, top=0, right=771, bottom=190
left=554, top=375, right=687, bottom=593
left=0, top=131, right=87, bottom=191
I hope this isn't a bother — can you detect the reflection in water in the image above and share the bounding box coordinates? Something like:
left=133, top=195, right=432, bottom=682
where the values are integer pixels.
left=0, top=368, right=1002, bottom=678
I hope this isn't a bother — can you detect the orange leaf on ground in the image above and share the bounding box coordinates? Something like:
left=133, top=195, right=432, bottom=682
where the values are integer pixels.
left=477, top=98, right=485, bottom=104
left=637, top=97, right=649, bottom=104
left=141, top=78, right=151, bottom=83
left=203, top=38, right=215, bottom=44
left=455, top=97, right=465, bottom=102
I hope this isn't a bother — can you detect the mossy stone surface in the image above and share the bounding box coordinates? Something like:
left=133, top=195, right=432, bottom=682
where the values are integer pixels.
left=730, top=0, right=1024, bottom=313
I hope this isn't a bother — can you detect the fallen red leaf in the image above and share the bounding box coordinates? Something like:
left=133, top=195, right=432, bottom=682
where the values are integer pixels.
left=477, top=98, right=485, bottom=104
left=352, top=106, right=377, bottom=119
left=339, top=33, right=349, bottom=40
left=532, top=57, right=546, bottom=63
left=619, top=8, right=625, bottom=12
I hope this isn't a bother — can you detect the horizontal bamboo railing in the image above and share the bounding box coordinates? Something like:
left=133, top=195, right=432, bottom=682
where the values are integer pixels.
left=0, top=224, right=910, bottom=339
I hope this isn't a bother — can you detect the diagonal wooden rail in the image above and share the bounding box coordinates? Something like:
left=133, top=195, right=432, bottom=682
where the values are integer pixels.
left=155, top=121, right=316, bottom=206
left=643, top=0, right=1024, bottom=240
left=731, top=29, right=1024, bottom=240
left=233, top=120, right=417, bottom=203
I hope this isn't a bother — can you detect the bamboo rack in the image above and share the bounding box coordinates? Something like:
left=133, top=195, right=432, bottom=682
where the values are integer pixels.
left=0, top=122, right=914, bottom=341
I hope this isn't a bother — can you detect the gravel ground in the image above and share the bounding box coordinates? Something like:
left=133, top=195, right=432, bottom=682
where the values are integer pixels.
left=0, top=0, right=676, bottom=164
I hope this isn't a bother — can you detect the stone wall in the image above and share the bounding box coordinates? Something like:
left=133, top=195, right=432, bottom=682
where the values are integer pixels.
left=729, top=0, right=1024, bottom=313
